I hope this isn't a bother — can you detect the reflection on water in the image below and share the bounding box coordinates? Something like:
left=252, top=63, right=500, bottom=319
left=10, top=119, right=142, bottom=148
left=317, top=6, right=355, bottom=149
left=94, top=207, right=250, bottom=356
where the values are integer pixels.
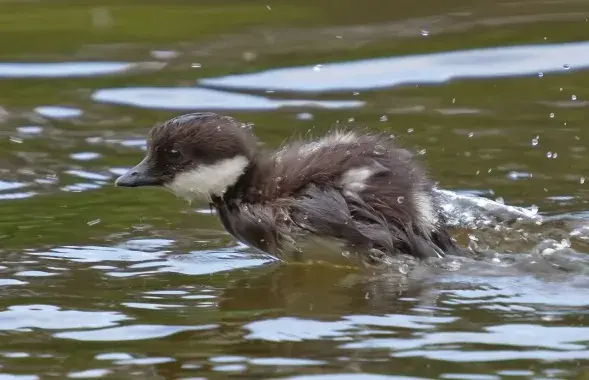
left=1, top=0, right=589, bottom=378
left=0, top=62, right=133, bottom=78
left=200, top=42, right=589, bottom=92
left=0, top=305, right=128, bottom=330
left=5, top=229, right=589, bottom=377
left=92, top=87, right=365, bottom=110
left=55, top=324, right=217, bottom=342
left=34, top=106, right=83, bottom=119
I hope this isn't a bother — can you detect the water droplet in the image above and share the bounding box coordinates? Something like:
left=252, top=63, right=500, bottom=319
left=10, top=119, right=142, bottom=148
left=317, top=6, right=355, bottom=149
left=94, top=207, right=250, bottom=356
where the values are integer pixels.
left=380, top=115, right=388, bottom=122
left=87, top=219, right=101, bottom=226
left=389, top=134, right=395, bottom=139
left=336, top=35, right=343, bottom=39
left=407, top=128, right=414, bottom=134
left=417, top=149, right=426, bottom=155
left=266, top=5, right=271, bottom=10
left=581, top=177, right=586, bottom=184
left=495, top=197, right=505, bottom=204
left=347, top=117, right=355, bottom=123
left=572, top=94, right=577, bottom=101
left=9, top=136, right=23, bottom=144
left=531, top=137, right=539, bottom=146
left=563, top=64, right=570, bottom=70
left=397, top=196, right=404, bottom=203
left=546, top=151, right=553, bottom=158
left=452, top=98, right=456, bottom=104
left=420, top=30, right=429, bottom=37
left=549, top=112, right=555, bottom=118
left=398, top=263, right=409, bottom=274
left=468, top=132, right=474, bottom=138
left=303, top=214, right=308, bottom=220
left=313, top=64, right=323, bottom=71
left=257, top=218, right=262, bottom=223
left=345, top=150, right=351, bottom=155
left=191, top=63, right=202, bottom=68
left=352, top=92, right=360, bottom=96
left=373, top=145, right=386, bottom=155
left=216, top=126, right=221, bottom=131
left=538, top=72, right=544, bottom=77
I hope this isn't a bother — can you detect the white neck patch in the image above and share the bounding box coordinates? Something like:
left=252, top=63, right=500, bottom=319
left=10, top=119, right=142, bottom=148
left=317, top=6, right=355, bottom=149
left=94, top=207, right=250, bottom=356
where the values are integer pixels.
left=165, top=155, right=249, bottom=202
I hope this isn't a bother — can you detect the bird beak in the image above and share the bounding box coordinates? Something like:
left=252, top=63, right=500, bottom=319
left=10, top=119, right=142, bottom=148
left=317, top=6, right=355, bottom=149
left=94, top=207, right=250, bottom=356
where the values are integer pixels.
left=115, top=157, right=161, bottom=187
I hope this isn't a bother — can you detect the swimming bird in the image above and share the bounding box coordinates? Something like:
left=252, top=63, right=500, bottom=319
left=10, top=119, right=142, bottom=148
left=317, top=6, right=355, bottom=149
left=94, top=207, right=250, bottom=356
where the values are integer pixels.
left=115, top=112, right=462, bottom=266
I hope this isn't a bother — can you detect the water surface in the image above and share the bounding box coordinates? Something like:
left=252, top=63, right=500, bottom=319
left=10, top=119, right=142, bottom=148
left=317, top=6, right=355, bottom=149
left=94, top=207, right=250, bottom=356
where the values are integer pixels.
left=1, top=0, right=589, bottom=378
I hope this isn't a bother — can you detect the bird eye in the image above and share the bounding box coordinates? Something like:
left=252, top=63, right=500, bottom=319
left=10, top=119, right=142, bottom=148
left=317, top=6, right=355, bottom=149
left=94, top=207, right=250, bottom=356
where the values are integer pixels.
left=167, top=149, right=182, bottom=162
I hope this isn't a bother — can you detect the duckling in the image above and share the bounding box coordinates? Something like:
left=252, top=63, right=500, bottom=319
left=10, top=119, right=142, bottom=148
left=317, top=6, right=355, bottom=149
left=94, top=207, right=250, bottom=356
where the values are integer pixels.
left=115, top=112, right=463, bottom=266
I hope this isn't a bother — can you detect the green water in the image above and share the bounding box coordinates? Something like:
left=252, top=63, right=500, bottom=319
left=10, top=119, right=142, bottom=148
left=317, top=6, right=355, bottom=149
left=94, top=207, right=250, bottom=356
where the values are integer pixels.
left=1, top=0, right=589, bottom=378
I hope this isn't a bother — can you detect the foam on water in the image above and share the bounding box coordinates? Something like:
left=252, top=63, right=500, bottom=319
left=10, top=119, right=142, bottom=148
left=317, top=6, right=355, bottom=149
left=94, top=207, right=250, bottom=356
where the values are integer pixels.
left=434, top=188, right=541, bottom=228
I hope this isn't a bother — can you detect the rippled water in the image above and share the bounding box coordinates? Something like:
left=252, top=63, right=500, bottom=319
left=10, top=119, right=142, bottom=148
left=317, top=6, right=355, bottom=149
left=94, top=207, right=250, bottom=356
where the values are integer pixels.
left=1, top=0, right=589, bottom=378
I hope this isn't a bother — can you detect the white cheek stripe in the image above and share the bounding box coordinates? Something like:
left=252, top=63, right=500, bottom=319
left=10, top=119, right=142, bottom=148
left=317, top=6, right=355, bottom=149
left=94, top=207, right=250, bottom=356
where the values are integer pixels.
left=165, top=155, right=249, bottom=202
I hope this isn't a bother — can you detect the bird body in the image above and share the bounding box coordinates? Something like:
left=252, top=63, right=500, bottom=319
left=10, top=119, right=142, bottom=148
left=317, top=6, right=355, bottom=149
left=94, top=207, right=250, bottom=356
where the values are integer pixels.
left=115, top=113, right=462, bottom=266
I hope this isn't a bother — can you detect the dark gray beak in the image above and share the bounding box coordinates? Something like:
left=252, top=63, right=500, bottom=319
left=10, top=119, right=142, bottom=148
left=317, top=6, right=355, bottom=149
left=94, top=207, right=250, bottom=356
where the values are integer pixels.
left=115, top=157, right=161, bottom=187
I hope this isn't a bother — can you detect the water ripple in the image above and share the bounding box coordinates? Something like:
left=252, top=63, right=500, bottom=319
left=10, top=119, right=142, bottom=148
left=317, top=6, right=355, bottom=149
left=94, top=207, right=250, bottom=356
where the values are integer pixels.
left=28, top=245, right=167, bottom=263
left=285, top=375, right=426, bottom=380
left=0, top=62, right=132, bottom=78
left=200, top=41, right=589, bottom=92
left=91, top=87, right=364, bottom=110
left=0, top=181, right=26, bottom=192
left=68, top=369, right=111, bottom=379
left=0, top=305, right=128, bottom=330
left=55, top=323, right=217, bottom=341
left=344, top=324, right=589, bottom=351
left=244, top=314, right=455, bottom=342
left=34, top=106, right=83, bottom=119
